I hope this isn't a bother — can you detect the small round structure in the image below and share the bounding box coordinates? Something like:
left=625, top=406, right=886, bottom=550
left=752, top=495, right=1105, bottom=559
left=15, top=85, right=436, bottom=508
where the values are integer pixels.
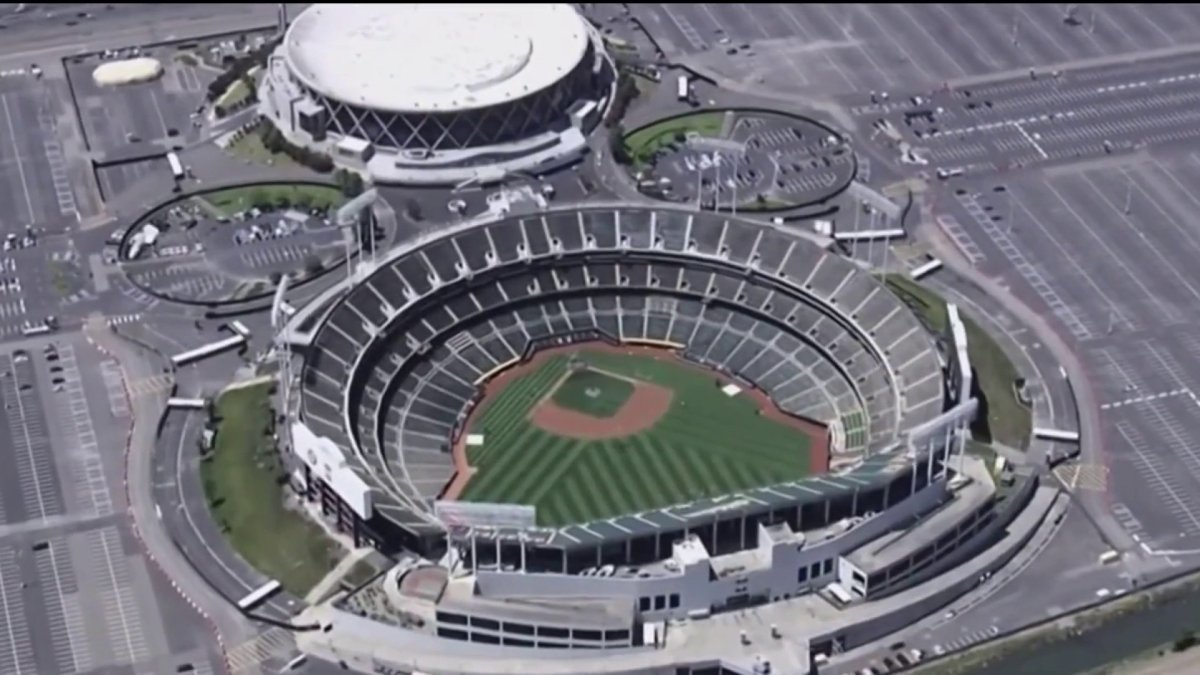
left=92, top=57, right=164, bottom=87
left=259, top=3, right=613, bottom=185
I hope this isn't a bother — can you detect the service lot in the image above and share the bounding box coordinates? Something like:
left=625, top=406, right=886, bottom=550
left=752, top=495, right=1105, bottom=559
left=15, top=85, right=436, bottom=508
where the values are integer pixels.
left=634, top=4, right=1200, bottom=95
left=120, top=202, right=347, bottom=304
left=0, top=74, right=89, bottom=231
left=636, top=111, right=855, bottom=209
left=857, top=51, right=1200, bottom=178
left=935, top=149, right=1200, bottom=561
left=64, top=48, right=212, bottom=157
left=96, top=157, right=174, bottom=202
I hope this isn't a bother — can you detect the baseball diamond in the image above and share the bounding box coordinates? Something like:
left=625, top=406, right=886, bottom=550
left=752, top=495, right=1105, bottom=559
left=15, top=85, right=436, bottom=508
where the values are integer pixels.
left=449, top=343, right=829, bottom=527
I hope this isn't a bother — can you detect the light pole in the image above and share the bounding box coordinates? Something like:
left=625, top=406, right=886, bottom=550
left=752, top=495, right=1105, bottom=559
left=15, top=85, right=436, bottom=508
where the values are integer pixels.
left=1123, top=178, right=1133, bottom=215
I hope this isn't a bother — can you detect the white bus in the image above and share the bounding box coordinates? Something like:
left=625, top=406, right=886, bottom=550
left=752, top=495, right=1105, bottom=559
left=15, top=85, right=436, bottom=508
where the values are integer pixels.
left=166, top=152, right=185, bottom=181
left=236, top=579, right=282, bottom=610
left=676, top=75, right=689, bottom=101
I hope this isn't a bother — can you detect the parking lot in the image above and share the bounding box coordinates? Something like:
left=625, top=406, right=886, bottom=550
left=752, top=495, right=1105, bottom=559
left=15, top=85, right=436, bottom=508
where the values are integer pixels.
left=934, top=150, right=1200, bottom=559
left=857, top=51, right=1200, bottom=179
left=95, top=156, right=174, bottom=203
left=0, top=336, right=222, bottom=675
left=119, top=198, right=348, bottom=304
left=633, top=4, right=1200, bottom=96
left=64, top=46, right=213, bottom=157
left=635, top=110, right=855, bottom=209
left=0, top=73, right=90, bottom=231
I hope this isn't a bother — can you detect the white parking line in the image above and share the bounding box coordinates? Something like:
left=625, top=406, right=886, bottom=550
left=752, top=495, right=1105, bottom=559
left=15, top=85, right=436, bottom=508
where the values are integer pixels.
left=0, top=94, right=34, bottom=224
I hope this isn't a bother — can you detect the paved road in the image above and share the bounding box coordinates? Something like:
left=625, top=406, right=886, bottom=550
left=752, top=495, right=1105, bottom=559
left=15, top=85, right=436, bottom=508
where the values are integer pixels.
left=856, top=51, right=1200, bottom=180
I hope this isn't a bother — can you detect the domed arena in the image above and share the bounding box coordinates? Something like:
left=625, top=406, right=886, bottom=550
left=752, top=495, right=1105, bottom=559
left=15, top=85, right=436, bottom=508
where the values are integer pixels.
left=258, top=3, right=612, bottom=184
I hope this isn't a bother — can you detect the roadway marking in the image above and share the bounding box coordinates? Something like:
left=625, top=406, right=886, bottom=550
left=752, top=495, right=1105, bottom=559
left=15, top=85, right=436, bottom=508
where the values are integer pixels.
left=1054, top=462, right=1109, bottom=492
left=0, top=94, right=35, bottom=224
left=1013, top=121, right=1048, bottom=159
left=226, top=627, right=296, bottom=673
left=125, top=373, right=174, bottom=398
left=1101, top=388, right=1192, bottom=410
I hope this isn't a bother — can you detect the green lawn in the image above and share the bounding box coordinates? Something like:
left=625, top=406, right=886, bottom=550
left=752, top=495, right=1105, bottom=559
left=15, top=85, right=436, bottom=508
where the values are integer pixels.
left=551, top=369, right=635, bottom=418
left=226, top=130, right=298, bottom=169
left=623, top=111, right=727, bottom=166
left=201, top=184, right=343, bottom=217
left=460, top=350, right=816, bottom=526
left=883, top=275, right=1032, bottom=450
left=200, top=382, right=340, bottom=596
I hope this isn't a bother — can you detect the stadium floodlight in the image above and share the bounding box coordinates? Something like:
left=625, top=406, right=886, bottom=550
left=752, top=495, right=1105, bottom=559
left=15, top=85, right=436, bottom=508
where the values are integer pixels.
left=686, top=137, right=748, bottom=212
left=335, top=188, right=378, bottom=283
left=272, top=273, right=294, bottom=457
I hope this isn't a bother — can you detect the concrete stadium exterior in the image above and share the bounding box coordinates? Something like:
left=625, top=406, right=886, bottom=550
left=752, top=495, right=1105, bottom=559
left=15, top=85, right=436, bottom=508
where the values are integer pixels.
left=259, top=3, right=614, bottom=186
left=276, top=206, right=1055, bottom=673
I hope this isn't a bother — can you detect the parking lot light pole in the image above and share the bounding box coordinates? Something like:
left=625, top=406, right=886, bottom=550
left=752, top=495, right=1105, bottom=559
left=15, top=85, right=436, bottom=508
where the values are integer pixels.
left=1123, top=178, right=1133, bottom=215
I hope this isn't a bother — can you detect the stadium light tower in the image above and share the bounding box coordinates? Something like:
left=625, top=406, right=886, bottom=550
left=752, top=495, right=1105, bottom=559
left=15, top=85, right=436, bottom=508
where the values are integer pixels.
left=272, top=274, right=294, bottom=456
left=688, top=136, right=748, bottom=213
left=335, top=188, right=379, bottom=284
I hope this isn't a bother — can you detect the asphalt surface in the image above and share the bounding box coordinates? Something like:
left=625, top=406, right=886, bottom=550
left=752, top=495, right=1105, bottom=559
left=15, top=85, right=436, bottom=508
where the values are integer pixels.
left=856, top=51, right=1200, bottom=179
left=0, top=335, right=220, bottom=675
left=4, top=3, right=1200, bottom=675
left=633, top=4, right=1200, bottom=96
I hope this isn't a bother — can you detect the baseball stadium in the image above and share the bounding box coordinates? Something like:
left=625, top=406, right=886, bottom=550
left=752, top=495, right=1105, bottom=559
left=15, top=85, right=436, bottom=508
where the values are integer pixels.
left=292, top=204, right=951, bottom=560
left=284, top=204, right=1028, bottom=671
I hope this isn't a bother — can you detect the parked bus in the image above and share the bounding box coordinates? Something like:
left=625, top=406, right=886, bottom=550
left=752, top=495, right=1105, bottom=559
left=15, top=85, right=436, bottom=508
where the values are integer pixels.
left=676, top=75, right=689, bottom=101
left=236, top=579, right=282, bottom=610
left=166, top=152, right=185, bottom=181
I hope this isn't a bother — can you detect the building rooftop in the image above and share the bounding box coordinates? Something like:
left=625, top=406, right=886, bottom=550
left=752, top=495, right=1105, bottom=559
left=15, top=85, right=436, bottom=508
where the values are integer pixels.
left=283, top=3, right=591, bottom=113
left=847, top=456, right=996, bottom=573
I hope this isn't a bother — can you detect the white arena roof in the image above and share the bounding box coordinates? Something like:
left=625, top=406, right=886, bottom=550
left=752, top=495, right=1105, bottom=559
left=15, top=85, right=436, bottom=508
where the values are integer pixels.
left=283, top=3, right=591, bottom=113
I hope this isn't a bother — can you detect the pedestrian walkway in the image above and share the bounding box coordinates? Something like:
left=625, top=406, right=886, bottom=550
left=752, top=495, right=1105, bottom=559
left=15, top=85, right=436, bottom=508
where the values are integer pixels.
left=226, top=627, right=297, bottom=674
left=304, top=547, right=374, bottom=604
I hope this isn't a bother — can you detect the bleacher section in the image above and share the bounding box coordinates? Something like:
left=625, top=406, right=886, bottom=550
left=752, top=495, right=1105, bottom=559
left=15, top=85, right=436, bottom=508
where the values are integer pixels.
left=298, top=206, right=945, bottom=556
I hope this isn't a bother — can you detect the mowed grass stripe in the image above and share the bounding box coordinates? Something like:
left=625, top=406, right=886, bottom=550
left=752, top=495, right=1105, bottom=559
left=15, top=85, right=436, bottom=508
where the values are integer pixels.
left=473, top=358, right=565, bottom=444
left=592, top=441, right=644, bottom=516
left=509, top=437, right=580, bottom=507
left=573, top=450, right=623, bottom=519
left=475, top=357, right=564, bottom=429
left=462, top=424, right=550, bottom=499
left=656, top=412, right=809, bottom=471
left=475, top=430, right=561, bottom=503
left=646, top=436, right=708, bottom=500
left=561, top=460, right=611, bottom=524
left=667, top=438, right=724, bottom=497
left=501, top=433, right=568, bottom=502
left=623, top=436, right=676, bottom=509
left=634, top=435, right=691, bottom=505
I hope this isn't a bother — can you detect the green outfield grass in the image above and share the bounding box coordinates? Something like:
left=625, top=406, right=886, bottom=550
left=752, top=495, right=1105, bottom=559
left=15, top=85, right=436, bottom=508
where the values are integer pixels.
left=550, top=369, right=635, bottom=418
left=460, top=349, right=816, bottom=526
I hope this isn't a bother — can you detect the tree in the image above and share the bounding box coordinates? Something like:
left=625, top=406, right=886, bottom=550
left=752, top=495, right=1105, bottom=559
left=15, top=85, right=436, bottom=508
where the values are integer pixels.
left=268, top=271, right=283, bottom=285
left=307, top=153, right=334, bottom=173
left=404, top=198, right=423, bottom=222
left=248, top=188, right=270, bottom=210
left=302, top=254, right=323, bottom=276
left=273, top=192, right=291, bottom=210
left=344, top=172, right=365, bottom=198
left=609, top=124, right=631, bottom=165
left=261, top=124, right=284, bottom=153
